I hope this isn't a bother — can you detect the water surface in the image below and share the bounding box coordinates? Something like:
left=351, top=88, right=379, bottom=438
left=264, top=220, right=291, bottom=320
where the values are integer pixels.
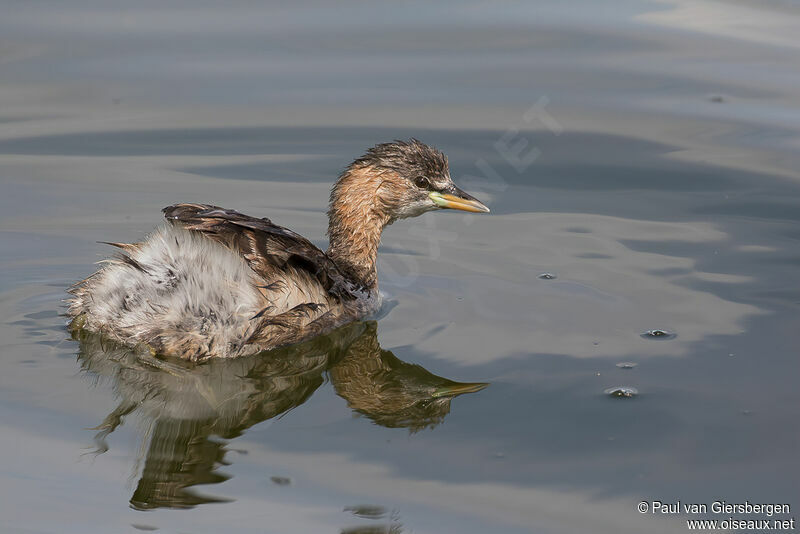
left=1, top=1, right=799, bottom=533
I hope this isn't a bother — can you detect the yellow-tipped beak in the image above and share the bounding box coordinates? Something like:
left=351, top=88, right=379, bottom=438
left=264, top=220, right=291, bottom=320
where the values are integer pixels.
left=431, top=381, right=490, bottom=398
left=429, top=191, right=490, bottom=213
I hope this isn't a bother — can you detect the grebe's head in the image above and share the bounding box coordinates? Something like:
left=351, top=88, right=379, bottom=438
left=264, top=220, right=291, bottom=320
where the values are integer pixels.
left=326, top=139, right=489, bottom=285
left=330, top=139, right=489, bottom=226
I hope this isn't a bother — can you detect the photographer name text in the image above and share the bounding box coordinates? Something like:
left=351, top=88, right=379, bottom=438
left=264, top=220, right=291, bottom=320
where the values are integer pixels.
left=639, top=500, right=791, bottom=517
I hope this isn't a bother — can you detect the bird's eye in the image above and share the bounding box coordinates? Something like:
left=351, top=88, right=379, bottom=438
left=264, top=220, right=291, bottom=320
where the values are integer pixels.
left=414, top=175, right=430, bottom=189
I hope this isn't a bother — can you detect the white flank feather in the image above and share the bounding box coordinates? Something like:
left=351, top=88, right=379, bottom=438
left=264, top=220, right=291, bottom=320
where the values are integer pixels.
left=69, top=225, right=265, bottom=359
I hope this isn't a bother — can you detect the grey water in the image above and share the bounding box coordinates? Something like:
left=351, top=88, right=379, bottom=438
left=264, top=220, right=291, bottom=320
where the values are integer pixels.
left=1, top=1, right=799, bottom=533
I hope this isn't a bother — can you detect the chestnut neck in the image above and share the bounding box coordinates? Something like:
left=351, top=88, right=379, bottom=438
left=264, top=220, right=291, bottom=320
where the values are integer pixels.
left=326, top=166, right=392, bottom=291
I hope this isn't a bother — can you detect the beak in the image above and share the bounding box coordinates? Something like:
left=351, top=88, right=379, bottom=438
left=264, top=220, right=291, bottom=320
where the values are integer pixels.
left=429, top=188, right=490, bottom=213
left=431, top=381, right=489, bottom=398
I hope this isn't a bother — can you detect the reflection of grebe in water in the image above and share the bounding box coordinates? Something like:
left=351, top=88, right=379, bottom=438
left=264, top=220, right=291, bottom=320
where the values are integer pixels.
left=68, top=140, right=489, bottom=360
left=330, top=328, right=488, bottom=431
left=74, top=322, right=487, bottom=510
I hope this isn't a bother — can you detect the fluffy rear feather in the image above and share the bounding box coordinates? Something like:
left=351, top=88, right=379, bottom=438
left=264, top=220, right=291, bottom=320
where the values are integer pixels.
left=67, top=220, right=357, bottom=360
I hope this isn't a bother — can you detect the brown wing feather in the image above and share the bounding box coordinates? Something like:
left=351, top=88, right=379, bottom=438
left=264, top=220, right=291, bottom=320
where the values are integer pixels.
left=163, top=203, right=356, bottom=300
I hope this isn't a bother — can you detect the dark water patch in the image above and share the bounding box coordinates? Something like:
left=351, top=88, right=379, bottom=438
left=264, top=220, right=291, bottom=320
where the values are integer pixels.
left=577, top=253, right=613, bottom=259
left=35, top=340, right=63, bottom=347
left=24, top=310, right=60, bottom=320
left=0, top=126, right=420, bottom=157
left=779, top=226, right=800, bottom=241
left=0, top=115, right=51, bottom=124
left=32, top=323, right=70, bottom=333
left=341, top=526, right=402, bottom=534
left=344, top=505, right=387, bottom=519
left=648, top=267, right=693, bottom=277
left=377, top=246, right=425, bottom=257
left=270, top=476, right=292, bottom=486
left=695, top=201, right=800, bottom=222
left=531, top=163, right=740, bottom=191
left=449, top=132, right=753, bottom=191
left=763, top=255, right=800, bottom=266
left=620, top=239, right=718, bottom=260
left=180, top=158, right=337, bottom=183
left=750, top=289, right=800, bottom=307
left=8, top=319, right=35, bottom=326
left=421, top=323, right=449, bottom=340
left=0, top=232, right=93, bottom=264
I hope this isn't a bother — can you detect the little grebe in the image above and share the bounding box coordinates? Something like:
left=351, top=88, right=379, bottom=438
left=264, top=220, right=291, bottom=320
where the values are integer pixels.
left=67, top=139, right=489, bottom=360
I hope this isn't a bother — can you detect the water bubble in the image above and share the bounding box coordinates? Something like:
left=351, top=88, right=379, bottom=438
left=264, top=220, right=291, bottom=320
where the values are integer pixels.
left=604, top=386, right=638, bottom=398
left=616, top=362, right=637, bottom=369
left=538, top=273, right=557, bottom=280
left=641, top=329, right=676, bottom=340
